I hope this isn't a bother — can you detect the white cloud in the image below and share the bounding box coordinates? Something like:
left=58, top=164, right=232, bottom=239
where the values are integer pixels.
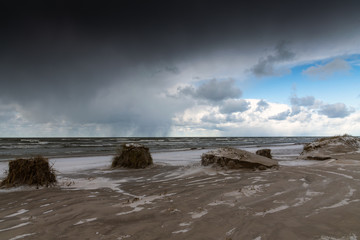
left=319, top=103, right=354, bottom=118
left=269, top=110, right=291, bottom=120
left=169, top=99, right=359, bottom=136
left=219, top=99, right=250, bottom=114
left=256, top=99, right=269, bottom=112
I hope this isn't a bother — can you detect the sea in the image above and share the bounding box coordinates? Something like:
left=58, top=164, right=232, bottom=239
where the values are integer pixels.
left=0, top=137, right=319, bottom=162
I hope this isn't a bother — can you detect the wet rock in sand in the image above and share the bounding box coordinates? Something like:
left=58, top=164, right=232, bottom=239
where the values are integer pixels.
left=256, top=149, right=272, bottom=159
left=299, top=135, right=360, bottom=160
left=112, top=143, right=153, bottom=169
left=201, top=147, right=278, bottom=170
left=305, top=155, right=332, bottom=161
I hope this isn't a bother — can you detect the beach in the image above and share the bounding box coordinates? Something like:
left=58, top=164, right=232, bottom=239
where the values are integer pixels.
left=1, top=141, right=360, bottom=239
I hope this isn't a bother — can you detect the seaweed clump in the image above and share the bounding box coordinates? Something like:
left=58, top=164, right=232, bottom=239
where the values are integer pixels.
left=112, top=143, right=153, bottom=169
left=1, top=156, right=57, bottom=188
left=255, top=149, right=272, bottom=159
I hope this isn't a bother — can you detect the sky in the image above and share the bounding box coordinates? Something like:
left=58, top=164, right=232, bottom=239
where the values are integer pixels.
left=1, top=0, right=360, bottom=137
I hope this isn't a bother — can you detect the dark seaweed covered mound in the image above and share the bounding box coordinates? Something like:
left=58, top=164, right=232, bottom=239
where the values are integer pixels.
left=112, top=143, right=153, bottom=169
left=1, top=156, right=57, bottom=188
left=256, top=149, right=272, bottom=159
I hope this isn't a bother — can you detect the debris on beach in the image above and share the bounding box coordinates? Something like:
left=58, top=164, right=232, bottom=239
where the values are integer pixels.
left=112, top=143, right=153, bottom=169
left=201, top=147, right=278, bottom=170
left=255, top=149, right=272, bottom=159
left=0, top=156, right=57, bottom=188
left=299, top=135, right=360, bottom=160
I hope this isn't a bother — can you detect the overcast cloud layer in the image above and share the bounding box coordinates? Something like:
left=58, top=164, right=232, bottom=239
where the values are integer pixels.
left=1, top=1, right=360, bottom=136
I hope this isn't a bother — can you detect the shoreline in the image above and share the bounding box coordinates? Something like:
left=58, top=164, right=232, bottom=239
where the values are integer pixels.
left=0, top=144, right=306, bottom=180
left=1, top=159, right=360, bottom=239
left=1, top=141, right=360, bottom=239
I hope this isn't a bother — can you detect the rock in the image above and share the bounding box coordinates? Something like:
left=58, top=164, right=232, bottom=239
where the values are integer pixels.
left=112, top=143, right=153, bottom=169
left=299, top=135, right=360, bottom=160
left=1, top=156, right=57, bottom=188
left=201, top=147, right=278, bottom=170
left=305, top=155, right=332, bottom=161
left=256, top=149, right=272, bottom=159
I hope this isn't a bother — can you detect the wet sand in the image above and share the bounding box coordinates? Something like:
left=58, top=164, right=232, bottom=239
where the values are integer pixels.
left=1, top=159, right=360, bottom=239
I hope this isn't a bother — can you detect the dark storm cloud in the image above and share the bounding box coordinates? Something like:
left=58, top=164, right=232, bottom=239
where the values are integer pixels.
left=1, top=0, right=360, bottom=135
left=196, top=79, right=242, bottom=102
left=201, top=114, right=223, bottom=124
left=251, top=41, right=295, bottom=77
left=177, top=79, right=242, bottom=102
left=319, top=103, right=353, bottom=118
left=303, top=58, right=351, bottom=79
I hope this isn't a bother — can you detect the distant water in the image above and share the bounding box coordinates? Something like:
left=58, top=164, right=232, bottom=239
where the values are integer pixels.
left=0, top=137, right=319, bottom=161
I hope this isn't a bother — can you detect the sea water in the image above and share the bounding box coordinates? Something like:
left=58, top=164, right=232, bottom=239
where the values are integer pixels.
left=0, top=137, right=317, bottom=161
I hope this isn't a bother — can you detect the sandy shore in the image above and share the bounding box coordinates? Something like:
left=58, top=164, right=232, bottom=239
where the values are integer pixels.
left=1, top=158, right=360, bottom=239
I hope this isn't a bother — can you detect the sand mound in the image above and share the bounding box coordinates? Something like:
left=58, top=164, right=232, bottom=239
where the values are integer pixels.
left=256, top=149, right=272, bottom=159
left=1, top=156, right=57, bottom=188
left=112, top=143, right=153, bottom=169
left=300, top=135, right=360, bottom=160
left=201, top=147, right=278, bottom=170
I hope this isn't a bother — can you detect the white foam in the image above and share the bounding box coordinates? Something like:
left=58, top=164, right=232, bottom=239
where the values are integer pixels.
left=40, top=203, right=51, bottom=207
left=189, top=209, right=208, bottom=219
left=274, top=191, right=286, bottom=196
left=43, top=210, right=53, bottom=214
left=293, top=197, right=311, bottom=207
left=116, top=207, right=144, bottom=216
left=306, top=190, right=324, bottom=197
left=116, top=193, right=175, bottom=215
left=226, top=227, right=236, bottom=236
left=208, top=200, right=235, bottom=207
left=254, top=205, right=289, bottom=216
left=74, top=217, right=97, bottom=225
left=317, top=170, right=354, bottom=179
left=225, top=184, right=269, bottom=198
left=0, top=222, right=31, bottom=232
left=319, top=233, right=357, bottom=240
left=9, top=233, right=36, bottom=240
left=317, top=187, right=358, bottom=211
left=117, top=235, right=131, bottom=240
left=172, top=229, right=190, bottom=234
left=179, top=222, right=192, bottom=227
left=5, top=209, right=29, bottom=218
